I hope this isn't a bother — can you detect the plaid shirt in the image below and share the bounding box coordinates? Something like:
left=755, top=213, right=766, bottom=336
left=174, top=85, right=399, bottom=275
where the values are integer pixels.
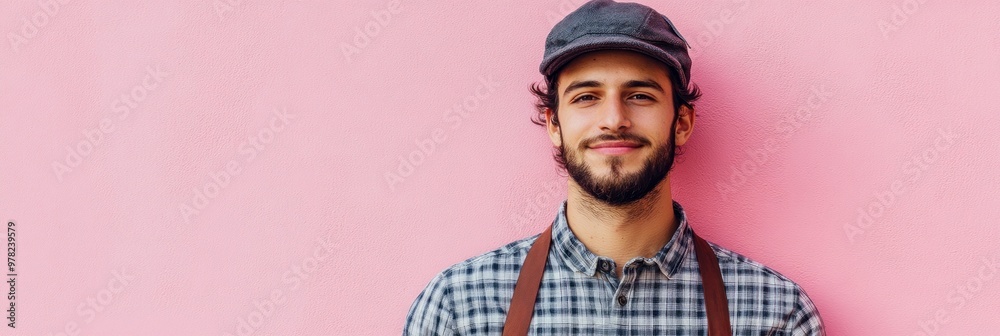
left=404, top=199, right=825, bottom=335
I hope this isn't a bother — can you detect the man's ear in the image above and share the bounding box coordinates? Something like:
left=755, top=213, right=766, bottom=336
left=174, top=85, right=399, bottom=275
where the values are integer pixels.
left=674, top=105, right=695, bottom=147
left=546, top=108, right=562, bottom=147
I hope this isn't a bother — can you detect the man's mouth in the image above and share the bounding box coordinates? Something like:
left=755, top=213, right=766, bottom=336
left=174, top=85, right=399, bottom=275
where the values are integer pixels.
left=589, top=141, right=642, bottom=155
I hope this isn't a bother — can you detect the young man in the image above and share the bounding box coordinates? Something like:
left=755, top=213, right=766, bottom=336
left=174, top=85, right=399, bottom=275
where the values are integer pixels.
left=404, top=0, right=825, bottom=334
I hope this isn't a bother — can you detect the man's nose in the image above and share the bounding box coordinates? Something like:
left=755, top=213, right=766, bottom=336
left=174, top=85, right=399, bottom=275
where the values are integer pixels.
left=599, top=96, right=631, bottom=132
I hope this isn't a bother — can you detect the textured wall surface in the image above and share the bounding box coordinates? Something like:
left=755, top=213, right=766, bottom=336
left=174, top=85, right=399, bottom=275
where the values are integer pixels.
left=1, top=0, right=998, bottom=335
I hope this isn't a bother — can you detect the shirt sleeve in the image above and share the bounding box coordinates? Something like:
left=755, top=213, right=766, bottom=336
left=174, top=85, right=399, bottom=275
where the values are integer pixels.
left=403, top=270, right=458, bottom=336
left=787, top=284, right=826, bottom=336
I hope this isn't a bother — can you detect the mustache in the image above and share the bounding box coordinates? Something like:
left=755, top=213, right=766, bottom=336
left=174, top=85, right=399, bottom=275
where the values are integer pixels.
left=580, top=132, right=650, bottom=148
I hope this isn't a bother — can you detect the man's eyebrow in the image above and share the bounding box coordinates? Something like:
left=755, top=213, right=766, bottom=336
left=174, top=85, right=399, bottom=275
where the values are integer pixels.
left=623, top=79, right=664, bottom=93
left=562, top=80, right=602, bottom=98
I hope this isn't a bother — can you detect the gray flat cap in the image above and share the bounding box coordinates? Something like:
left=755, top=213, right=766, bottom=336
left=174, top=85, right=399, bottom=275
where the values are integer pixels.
left=539, top=0, right=693, bottom=88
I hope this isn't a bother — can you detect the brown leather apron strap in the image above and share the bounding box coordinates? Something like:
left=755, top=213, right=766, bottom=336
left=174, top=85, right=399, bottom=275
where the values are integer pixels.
left=502, top=225, right=732, bottom=335
left=502, top=225, right=553, bottom=336
left=692, top=231, right=733, bottom=336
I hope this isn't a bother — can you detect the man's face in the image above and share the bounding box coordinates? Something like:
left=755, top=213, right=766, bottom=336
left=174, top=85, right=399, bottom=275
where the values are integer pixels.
left=546, top=50, right=693, bottom=206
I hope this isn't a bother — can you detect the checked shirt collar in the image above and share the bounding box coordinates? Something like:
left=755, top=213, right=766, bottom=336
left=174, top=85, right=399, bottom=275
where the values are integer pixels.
left=549, top=199, right=695, bottom=279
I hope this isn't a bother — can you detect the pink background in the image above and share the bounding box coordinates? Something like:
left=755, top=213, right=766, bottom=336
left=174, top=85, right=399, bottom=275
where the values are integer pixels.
left=1, top=0, right=998, bottom=335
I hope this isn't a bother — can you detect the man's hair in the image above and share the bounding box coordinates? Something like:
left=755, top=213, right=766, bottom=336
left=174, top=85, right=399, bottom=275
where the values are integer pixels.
left=528, top=63, right=703, bottom=171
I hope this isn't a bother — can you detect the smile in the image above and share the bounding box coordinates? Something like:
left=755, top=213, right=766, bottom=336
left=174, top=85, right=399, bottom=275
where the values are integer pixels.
left=589, top=140, right=642, bottom=155
left=590, top=145, right=640, bottom=155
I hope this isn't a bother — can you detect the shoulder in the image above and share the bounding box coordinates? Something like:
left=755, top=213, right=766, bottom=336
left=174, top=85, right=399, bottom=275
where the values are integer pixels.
left=702, top=239, right=826, bottom=333
left=704, top=240, right=803, bottom=289
left=699, top=239, right=821, bottom=309
left=436, top=233, right=541, bottom=283
left=410, top=233, right=542, bottom=304
left=404, top=234, right=542, bottom=335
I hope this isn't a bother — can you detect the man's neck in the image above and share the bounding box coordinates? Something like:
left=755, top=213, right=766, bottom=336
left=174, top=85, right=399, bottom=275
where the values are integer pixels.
left=564, top=176, right=678, bottom=279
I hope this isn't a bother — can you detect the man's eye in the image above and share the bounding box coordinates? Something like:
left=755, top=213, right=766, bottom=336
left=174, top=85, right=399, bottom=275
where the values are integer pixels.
left=630, top=94, right=653, bottom=100
left=572, top=95, right=596, bottom=103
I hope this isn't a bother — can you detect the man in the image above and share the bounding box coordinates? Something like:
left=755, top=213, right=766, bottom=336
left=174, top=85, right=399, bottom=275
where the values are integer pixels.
left=404, top=0, right=825, bottom=334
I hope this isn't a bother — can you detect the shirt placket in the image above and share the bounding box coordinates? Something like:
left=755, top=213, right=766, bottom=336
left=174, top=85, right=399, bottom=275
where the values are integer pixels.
left=596, top=258, right=644, bottom=335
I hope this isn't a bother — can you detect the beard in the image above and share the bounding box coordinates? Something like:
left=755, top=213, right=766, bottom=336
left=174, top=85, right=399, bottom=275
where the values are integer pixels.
left=559, top=126, right=677, bottom=206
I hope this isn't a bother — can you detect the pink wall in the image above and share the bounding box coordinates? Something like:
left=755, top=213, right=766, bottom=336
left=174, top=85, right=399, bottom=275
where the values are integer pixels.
left=1, top=0, right=998, bottom=335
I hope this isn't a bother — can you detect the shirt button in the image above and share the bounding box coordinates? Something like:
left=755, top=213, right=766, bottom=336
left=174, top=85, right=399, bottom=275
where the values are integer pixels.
left=600, top=260, right=611, bottom=272
left=616, top=295, right=628, bottom=306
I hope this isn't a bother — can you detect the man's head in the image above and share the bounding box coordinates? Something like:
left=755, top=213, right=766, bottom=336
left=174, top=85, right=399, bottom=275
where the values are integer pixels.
left=530, top=0, right=701, bottom=206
